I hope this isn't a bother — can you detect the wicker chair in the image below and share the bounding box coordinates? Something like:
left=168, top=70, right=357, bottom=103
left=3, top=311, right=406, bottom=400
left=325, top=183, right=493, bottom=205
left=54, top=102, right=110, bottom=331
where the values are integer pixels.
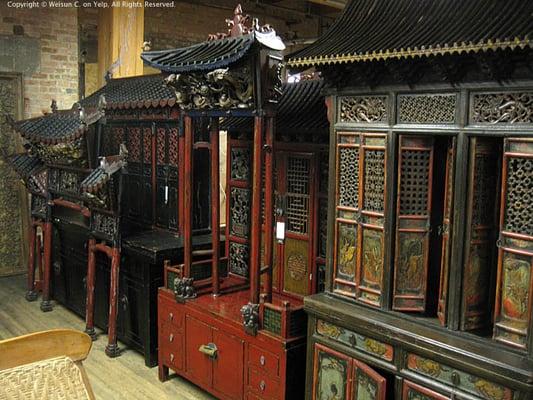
left=0, top=329, right=95, bottom=400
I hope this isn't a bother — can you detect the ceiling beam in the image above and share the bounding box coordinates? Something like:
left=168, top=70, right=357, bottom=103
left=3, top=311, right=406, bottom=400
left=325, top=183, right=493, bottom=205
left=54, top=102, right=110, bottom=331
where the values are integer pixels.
left=307, top=0, right=347, bottom=10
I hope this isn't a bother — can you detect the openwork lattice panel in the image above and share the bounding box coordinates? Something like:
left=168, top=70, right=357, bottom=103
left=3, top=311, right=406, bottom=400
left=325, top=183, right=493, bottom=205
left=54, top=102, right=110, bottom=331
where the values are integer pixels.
left=399, top=150, right=431, bottom=215
left=127, top=127, right=141, bottom=162
left=339, top=96, right=388, bottom=123
left=143, top=127, right=152, bottom=164
left=504, top=157, right=533, bottom=236
left=398, top=94, right=457, bottom=124
left=92, top=212, right=117, bottom=237
left=230, top=147, right=251, bottom=181
left=169, top=128, right=179, bottom=167
left=338, top=147, right=359, bottom=208
left=156, top=127, right=166, bottom=165
left=229, top=242, right=249, bottom=277
left=472, top=92, right=533, bottom=124
left=363, top=150, right=385, bottom=212
left=230, top=187, right=251, bottom=237
left=286, top=157, right=310, bottom=235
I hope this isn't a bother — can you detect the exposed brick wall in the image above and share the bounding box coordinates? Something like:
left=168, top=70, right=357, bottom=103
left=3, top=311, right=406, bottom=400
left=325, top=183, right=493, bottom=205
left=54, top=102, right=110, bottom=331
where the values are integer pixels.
left=0, top=5, right=79, bottom=118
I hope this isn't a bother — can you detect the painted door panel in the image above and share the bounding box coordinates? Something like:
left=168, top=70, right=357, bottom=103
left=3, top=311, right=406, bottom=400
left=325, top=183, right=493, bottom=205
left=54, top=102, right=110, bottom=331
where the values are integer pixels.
left=352, top=359, right=387, bottom=400
left=313, top=344, right=351, bottom=400
left=212, top=329, right=244, bottom=399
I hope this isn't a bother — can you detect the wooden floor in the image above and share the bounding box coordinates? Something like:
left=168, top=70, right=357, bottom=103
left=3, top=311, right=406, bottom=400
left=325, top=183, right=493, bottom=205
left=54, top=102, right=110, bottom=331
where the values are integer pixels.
left=0, top=274, right=214, bottom=400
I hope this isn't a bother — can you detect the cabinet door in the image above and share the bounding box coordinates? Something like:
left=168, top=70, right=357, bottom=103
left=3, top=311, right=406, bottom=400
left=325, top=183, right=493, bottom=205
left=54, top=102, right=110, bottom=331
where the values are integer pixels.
left=212, top=329, right=244, bottom=399
left=393, top=136, right=434, bottom=311
left=493, top=138, right=533, bottom=350
left=352, top=359, right=387, bottom=400
left=402, top=380, right=448, bottom=400
left=460, top=138, right=500, bottom=330
left=313, top=344, right=351, bottom=400
left=185, top=316, right=212, bottom=388
left=437, top=139, right=456, bottom=326
left=333, top=133, right=387, bottom=307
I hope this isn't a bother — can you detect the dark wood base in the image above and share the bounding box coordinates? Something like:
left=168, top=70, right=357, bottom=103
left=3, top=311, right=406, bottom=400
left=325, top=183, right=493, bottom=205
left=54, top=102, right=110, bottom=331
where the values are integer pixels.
left=105, top=343, right=121, bottom=358
left=39, top=300, right=53, bottom=312
left=25, top=291, right=38, bottom=302
left=84, top=327, right=98, bottom=341
left=158, top=288, right=306, bottom=400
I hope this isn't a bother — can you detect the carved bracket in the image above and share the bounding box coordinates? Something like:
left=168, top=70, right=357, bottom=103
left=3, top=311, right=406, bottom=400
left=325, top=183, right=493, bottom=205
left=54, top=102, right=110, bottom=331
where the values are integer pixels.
left=173, top=276, right=197, bottom=303
left=164, top=67, right=253, bottom=110
left=240, top=302, right=260, bottom=336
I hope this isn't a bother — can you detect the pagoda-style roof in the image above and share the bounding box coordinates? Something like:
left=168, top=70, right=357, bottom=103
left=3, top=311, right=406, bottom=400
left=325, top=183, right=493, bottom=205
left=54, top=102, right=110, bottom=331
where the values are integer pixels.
left=141, top=4, right=284, bottom=74
left=222, top=79, right=328, bottom=134
left=11, top=108, right=102, bottom=145
left=81, top=147, right=127, bottom=194
left=10, top=153, right=44, bottom=180
left=80, top=74, right=177, bottom=110
left=288, top=0, right=532, bottom=68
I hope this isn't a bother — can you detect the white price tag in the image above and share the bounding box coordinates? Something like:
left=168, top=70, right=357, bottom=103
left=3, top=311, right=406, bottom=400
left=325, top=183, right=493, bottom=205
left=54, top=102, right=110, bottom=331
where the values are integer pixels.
left=276, top=221, right=285, bottom=241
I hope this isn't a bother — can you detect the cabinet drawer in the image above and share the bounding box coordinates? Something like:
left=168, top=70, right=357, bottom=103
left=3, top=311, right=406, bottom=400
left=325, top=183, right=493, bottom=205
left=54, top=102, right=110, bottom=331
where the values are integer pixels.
left=159, top=323, right=183, bottom=372
left=248, top=344, right=279, bottom=378
left=248, top=368, right=280, bottom=399
left=158, top=294, right=183, bottom=329
left=405, top=353, right=514, bottom=400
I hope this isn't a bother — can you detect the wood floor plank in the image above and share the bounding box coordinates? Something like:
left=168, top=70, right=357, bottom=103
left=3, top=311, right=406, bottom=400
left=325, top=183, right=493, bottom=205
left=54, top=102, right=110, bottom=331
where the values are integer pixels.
left=0, top=275, right=215, bottom=400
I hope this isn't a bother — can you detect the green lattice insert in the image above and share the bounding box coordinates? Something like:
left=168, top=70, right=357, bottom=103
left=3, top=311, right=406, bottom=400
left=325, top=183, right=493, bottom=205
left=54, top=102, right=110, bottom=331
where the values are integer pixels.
left=263, top=307, right=282, bottom=336
left=166, top=270, right=178, bottom=290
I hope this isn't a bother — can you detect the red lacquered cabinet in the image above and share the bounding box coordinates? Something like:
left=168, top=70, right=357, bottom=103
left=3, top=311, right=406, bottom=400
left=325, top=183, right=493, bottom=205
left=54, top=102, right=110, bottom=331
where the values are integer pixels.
left=158, top=288, right=306, bottom=400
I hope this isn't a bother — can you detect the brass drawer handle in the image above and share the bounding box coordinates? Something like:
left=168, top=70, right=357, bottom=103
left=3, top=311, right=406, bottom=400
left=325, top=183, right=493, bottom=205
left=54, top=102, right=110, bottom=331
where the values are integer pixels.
left=169, top=334, right=174, bottom=342
left=451, top=371, right=460, bottom=385
left=170, top=353, right=174, bottom=362
left=199, top=343, right=218, bottom=359
left=260, top=355, right=266, bottom=366
left=169, top=312, right=174, bottom=322
left=259, top=380, right=266, bottom=391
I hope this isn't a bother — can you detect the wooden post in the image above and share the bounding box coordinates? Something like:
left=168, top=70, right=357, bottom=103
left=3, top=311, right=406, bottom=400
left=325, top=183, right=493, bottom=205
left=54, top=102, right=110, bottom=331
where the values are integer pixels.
left=35, top=225, right=43, bottom=291
left=210, top=118, right=220, bottom=295
left=25, top=220, right=37, bottom=302
left=84, top=238, right=97, bottom=341
left=263, top=116, right=275, bottom=301
left=97, top=4, right=145, bottom=88
left=105, top=246, right=121, bottom=358
left=183, top=116, right=193, bottom=277
left=40, top=221, right=53, bottom=312
left=250, top=116, right=264, bottom=304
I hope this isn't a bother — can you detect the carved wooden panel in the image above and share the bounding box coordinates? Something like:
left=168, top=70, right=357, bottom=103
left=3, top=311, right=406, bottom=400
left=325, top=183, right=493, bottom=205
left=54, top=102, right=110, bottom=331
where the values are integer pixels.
left=339, top=96, right=388, bottom=123
left=406, top=353, right=514, bottom=400
left=398, top=94, right=457, bottom=124
left=316, top=320, right=394, bottom=362
left=334, top=133, right=387, bottom=306
left=471, top=92, right=533, bottom=124
left=312, top=344, right=350, bottom=400
left=393, top=136, right=434, bottom=311
left=283, top=237, right=309, bottom=296
left=437, top=139, right=456, bottom=326
left=155, top=125, right=179, bottom=231
left=460, top=138, right=500, bottom=330
left=494, top=138, right=533, bottom=350
left=226, top=139, right=252, bottom=279
left=352, top=359, right=387, bottom=400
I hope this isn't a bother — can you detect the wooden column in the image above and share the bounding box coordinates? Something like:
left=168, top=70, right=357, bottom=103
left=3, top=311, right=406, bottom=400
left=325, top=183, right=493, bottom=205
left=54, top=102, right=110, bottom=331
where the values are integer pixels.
left=183, top=116, right=193, bottom=277
left=250, top=116, right=264, bottom=304
left=263, top=116, right=275, bottom=301
left=25, top=220, right=37, bottom=302
left=40, top=221, right=53, bottom=312
left=97, top=3, right=145, bottom=88
left=210, top=118, right=220, bottom=295
left=84, top=238, right=97, bottom=341
left=105, top=246, right=121, bottom=357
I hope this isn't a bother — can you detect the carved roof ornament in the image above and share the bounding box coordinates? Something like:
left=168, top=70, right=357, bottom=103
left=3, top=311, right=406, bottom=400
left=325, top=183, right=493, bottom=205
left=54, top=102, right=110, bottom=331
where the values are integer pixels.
left=207, top=4, right=273, bottom=41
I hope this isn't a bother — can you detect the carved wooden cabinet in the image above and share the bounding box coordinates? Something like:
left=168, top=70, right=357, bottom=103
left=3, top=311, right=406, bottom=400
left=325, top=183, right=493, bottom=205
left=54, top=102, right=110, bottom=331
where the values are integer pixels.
left=290, top=2, right=533, bottom=393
